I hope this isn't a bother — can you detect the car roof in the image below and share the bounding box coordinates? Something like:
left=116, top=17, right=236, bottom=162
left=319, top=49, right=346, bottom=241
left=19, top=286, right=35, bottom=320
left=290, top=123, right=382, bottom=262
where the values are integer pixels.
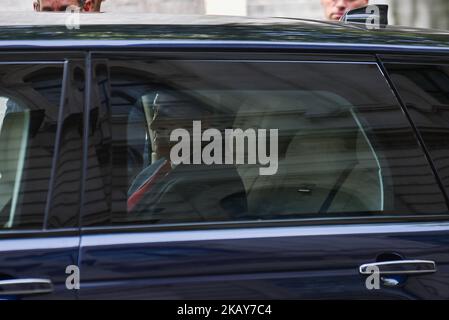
left=0, top=12, right=448, bottom=53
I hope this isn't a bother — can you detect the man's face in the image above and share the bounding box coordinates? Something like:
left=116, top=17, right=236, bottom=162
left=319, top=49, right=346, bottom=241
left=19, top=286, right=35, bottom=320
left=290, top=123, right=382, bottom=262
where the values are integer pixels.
left=149, top=95, right=212, bottom=161
left=82, top=0, right=103, bottom=12
left=149, top=99, right=193, bottom=160
left=33, top=0, right=80, bottom=11
left=321, top=0, right=369, bottom=21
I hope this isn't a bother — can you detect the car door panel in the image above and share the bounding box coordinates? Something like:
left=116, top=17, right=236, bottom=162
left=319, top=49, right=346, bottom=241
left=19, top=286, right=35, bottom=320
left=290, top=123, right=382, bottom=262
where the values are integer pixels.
left=78, top=224, right=449, bottom=299
left=79, top=52, right=449, bottom=300
left=0, top=234, right=79, bottom=300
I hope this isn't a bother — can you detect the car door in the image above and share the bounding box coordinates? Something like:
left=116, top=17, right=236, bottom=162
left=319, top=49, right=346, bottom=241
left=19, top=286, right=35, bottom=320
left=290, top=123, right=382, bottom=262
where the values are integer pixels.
left=0, top=55, right=84, bottom=299
left=78, top=51, right=449, bottom=300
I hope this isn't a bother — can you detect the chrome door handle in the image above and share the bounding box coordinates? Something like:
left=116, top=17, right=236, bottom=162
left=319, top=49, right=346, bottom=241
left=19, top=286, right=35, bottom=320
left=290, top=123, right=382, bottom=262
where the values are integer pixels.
left=359, top=260, right=437, bottom=276
left=0, top=279, right=53, bottom=296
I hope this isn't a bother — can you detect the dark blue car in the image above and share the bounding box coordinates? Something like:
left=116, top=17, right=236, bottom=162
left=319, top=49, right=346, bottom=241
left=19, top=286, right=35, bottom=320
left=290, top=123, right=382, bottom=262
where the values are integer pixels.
left=0, top=10, right=449, bottom=300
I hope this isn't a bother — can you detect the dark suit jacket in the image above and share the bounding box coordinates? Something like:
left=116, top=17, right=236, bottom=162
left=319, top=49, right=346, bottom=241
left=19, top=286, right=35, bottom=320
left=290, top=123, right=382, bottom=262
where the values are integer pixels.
left=130, top=163, right=248, bottom=224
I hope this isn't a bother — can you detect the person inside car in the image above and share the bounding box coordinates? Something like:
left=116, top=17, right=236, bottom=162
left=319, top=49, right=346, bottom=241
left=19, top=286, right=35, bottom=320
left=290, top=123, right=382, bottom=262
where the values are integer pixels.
left=126, top=93, right=178, bottom=212
left=127, top=92, right=248, bottom=223
left=320, top=0, right=369, bottom=20
left=127, top=92, right=212, bottom=212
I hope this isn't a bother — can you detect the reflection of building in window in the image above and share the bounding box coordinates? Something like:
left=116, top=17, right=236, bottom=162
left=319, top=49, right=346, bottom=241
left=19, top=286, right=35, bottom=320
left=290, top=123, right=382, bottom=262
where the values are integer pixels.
left=0, top=97, right=30, bottom=228
left=0, top=64, right=65, bottom=231
left=0, top=97, right=7, bottom=132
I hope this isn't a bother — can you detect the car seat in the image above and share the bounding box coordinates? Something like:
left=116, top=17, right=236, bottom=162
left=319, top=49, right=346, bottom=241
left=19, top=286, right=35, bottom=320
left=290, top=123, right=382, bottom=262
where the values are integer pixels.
left=0, top=109, right=30, bottom=228
left=231, top=90, right=383, bottom=219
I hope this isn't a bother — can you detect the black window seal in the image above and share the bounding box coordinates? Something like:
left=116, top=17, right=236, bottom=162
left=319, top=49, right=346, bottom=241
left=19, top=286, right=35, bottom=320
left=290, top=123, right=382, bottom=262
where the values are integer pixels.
left=78, top=52, right=92, bottom=233
left=43, top=60, right=69, bottom=230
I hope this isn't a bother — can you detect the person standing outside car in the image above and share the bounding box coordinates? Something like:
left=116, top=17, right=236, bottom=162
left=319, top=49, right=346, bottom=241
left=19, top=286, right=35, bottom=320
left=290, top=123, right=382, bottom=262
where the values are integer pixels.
left=321, top=0, right=369, bottom=20
left=33, top=0, right=103, bottom=12
left=89, top=0, right=104, bottom=12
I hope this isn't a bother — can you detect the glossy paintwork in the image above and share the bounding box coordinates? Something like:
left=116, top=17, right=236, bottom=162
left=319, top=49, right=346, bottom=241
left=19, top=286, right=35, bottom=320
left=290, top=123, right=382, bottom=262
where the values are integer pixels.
left=0, top=14, right=448, bottom=49
left=0, top=235, right=79, bottom=300
left=77, top=51, right=449, bottom=299
left=0, top=15, right=449, bottom=300
left=79, top=225, right=449, bottom=299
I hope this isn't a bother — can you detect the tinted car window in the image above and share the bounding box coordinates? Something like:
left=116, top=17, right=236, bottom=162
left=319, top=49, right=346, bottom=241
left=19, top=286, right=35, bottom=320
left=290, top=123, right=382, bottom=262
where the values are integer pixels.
left=0, top=64, right=64, bottom=230
left=82, top=59, right=448, bottom=227
left=385, top=63, right=449, bottom=199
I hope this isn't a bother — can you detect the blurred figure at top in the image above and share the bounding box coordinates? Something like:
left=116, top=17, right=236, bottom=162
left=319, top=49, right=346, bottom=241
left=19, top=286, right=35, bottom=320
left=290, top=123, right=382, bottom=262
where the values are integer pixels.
left=321, top=0, right=369, bottom=20
left=33, top=0, right=103, bottom=12
left=88, top=0, right=104, bottom=12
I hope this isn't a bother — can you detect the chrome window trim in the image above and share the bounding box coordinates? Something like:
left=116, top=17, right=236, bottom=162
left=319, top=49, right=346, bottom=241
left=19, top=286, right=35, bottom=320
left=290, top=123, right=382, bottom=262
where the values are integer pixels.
left=0, top=61, right=64, bottom=65
left=80, top=221, right=449, bottom=246
left=0, top=236, right=79, bottom=252
left=119, top=59, right=378, bottom=64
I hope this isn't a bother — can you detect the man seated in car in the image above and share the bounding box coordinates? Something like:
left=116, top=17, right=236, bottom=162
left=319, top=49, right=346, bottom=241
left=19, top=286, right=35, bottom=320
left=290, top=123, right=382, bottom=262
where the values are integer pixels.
left=127, top=92, right=247, bottom=223
left=127, top=92, right=187, bottom=212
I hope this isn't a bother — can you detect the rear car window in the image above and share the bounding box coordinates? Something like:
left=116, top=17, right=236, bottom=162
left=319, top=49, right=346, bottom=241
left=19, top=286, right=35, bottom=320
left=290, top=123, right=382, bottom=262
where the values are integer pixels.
left=0, top=64, right=64, bottom=230
left=82, top=58, right=448, bottom=227
left=385, top=62, right=449, bottom=200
